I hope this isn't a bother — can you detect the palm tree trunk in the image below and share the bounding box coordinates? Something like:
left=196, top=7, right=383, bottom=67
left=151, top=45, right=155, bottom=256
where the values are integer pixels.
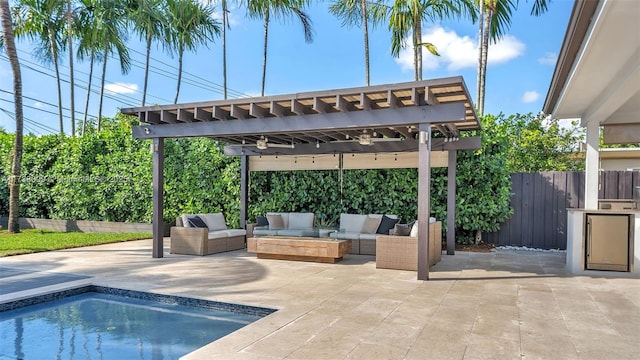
left=67, top=0, right=75, bottom=136
left=175, top=45, right=184, bottom=104
left=142, top=33, right=152, bottom=106
left=261, top=11, right=270, bottom=97
left=222, top=0, right=228, bottom=99
left=48, top=26, right=64, bottom=134
left=413, top=17, right=422, bottom=81
left=98, top=47, right=108, bottom=131
left=361, top=0, right=370, bottom=86
left=478, top=7, right=490, bottom=116
left=476, top=0, right=484, bottom=112
left=1, top=0, right=24, bottom=233
left=82, top=49, right=95, bottom=136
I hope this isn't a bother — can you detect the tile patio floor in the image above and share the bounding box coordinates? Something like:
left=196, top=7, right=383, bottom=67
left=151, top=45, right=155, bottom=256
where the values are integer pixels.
left=1, top=239, right=638, bottom=359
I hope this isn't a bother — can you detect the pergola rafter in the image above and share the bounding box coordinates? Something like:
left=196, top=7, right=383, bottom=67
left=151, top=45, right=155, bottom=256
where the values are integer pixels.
left=121, top=77, right=481, bottom=281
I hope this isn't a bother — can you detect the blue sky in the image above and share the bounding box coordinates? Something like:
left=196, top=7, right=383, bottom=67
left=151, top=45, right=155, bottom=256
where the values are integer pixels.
left=0, top=0, right=575, bottom=135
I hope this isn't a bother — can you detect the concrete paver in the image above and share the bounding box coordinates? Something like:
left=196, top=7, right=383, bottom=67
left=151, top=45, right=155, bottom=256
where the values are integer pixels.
left=1, top=239, right=639, bottom=359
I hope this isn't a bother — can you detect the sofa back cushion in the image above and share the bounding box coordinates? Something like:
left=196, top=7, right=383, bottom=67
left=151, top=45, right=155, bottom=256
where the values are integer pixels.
left=288, top=212, right=314, bottom=230
left=200, top=213, right=227, bottom=231
left=180, top=213, right=227, bottom=230
left=339, top=214, right=368, bottom=233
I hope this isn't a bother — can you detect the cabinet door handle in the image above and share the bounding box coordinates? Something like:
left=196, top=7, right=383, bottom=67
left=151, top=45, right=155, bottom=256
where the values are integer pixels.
left=587, top=219, right=591, bottom=258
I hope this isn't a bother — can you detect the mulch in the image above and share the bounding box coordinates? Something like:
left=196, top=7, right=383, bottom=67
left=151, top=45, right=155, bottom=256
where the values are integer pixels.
left=453, top=242, right=496, bottom=253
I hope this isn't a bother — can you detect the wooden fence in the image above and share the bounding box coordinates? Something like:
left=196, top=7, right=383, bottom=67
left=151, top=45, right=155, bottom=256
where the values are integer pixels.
left=484, top=171, right=640, bottom=249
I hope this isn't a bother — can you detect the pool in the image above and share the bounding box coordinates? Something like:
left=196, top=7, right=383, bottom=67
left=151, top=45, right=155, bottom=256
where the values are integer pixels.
left=0, top=286, right=275, bottom=360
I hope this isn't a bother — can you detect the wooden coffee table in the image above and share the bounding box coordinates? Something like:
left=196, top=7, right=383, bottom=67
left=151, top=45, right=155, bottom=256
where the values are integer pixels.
left=247, top=236, right=351, bottom=263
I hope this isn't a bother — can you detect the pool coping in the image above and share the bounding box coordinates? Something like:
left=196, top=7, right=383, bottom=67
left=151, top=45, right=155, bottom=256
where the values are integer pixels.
left=0, top=283, right=277, bottom=317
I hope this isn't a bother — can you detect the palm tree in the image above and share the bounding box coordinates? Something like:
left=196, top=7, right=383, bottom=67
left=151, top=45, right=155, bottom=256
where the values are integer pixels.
left=1, top=0, right=25, bottom=233
left=12, top=0, right=66, bottom=134
left=65, top=0, right=76, bottom=136
left=127, top=0, right=165, bottom=106
left=220, top=0, right=230, bottom=99
left=386, top=0, right=475, bottom=81
left=247, top=0, right=313, bottom=96
left=165, top=0, right=220, bottom=104
left=76, top=0, right=99, bottom=135
left=475, top=0, right=548, bottom=115
left=94, top=0, right=131, bottom=130
left=329, top=0, right=385, bottom=86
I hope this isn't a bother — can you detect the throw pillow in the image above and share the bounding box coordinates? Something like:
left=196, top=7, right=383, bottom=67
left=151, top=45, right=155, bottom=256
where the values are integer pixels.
left=409, top=221, right=419, bottom=237
left=256, top=216, right=269, bottom=227
left=187, top=216, right=208, bottom=229
left=266, top=214, right=285, bottom=230
left=376, top=215, right=399, bottom=234
left=361, top=215, right=381, bottom=234
left=393, top=223, right=412, bottom=236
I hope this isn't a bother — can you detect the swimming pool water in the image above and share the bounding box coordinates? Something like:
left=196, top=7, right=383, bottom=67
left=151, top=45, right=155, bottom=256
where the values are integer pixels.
left=0, top=289, right=271, bottom=360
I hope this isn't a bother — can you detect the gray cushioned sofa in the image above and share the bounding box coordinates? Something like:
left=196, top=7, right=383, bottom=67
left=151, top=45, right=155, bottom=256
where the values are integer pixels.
left=170, top=213, right=246, bottom=255
left=251, top=212, right=319, bottom=237
left=329, top=214, right=398, bottom=255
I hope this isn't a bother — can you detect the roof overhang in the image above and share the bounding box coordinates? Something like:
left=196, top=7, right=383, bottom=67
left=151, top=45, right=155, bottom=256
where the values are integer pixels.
left=542, top=0, right=640, bottom=128
left=121, top=77, right=480, bottom=156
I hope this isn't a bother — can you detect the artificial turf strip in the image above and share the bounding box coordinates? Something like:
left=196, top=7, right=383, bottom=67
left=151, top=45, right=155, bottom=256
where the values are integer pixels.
left=0, top=229, right=152, bottom=256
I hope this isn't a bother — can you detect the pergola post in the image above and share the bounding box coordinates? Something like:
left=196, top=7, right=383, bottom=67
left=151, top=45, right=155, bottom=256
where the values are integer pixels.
left=240, top=155, right=249, bottom=229
left=447, top=150, right=456, bottom=255
left=417, top=125, right=432, bottom=280
left=152, top=137, right=164, bottom=258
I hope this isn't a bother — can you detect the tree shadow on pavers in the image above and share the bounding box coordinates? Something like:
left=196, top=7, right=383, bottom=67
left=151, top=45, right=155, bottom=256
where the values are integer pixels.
left=1, top=251, right=271, bottom=296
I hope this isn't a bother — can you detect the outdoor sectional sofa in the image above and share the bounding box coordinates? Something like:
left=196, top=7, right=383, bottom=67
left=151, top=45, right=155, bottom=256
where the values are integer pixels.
left=170, top=213, right=246, bottom=256
left=376, top=219, right=442, bottom=269
left=329, top=214, right=399, bottom=255
left=249, top=212, right=319, bottom=237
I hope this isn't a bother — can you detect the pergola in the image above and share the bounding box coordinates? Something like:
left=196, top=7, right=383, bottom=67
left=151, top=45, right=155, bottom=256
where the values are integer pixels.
left=121, top=76, right=481, bottom=280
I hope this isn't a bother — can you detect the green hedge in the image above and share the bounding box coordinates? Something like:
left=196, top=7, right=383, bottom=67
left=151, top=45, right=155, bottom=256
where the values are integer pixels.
left=1, top=113, right=518, bottom=243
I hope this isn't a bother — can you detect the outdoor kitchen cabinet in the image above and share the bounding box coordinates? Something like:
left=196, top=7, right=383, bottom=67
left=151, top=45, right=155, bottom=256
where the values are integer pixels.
left=585, top=214, right=632, bottom=271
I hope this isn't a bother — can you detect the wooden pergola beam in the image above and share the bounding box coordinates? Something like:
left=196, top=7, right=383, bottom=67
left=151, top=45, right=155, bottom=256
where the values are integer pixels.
left=132, top=103, right=466, bottom=139
left=223, top=136, right=480, bottom=156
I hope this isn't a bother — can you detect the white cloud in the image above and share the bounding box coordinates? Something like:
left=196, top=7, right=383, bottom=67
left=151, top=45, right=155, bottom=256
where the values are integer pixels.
left=34, top=101, right=44, bottom=108
left=522, top=90, right=540, bottom=103
left=395, top=26, right=525, bottom=72
left=488, top=35, right=525, bottom=65
left=538, top=52, right=557, bottom=66
left=104, top=82, right=138, bottom=95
